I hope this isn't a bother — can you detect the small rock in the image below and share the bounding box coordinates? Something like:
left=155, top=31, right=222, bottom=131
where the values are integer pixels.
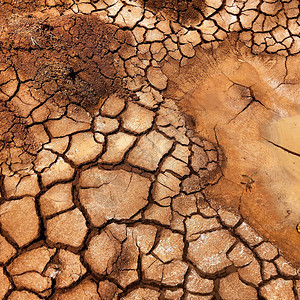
left=94, top=132, right=105, bottom=143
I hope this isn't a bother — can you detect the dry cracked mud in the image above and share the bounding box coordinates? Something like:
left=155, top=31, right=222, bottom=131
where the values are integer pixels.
left=0, top=0, right=300, bottom=299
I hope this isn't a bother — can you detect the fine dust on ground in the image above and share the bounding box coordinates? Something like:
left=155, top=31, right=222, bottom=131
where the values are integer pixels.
left=163, top=39, right=300, bottom=264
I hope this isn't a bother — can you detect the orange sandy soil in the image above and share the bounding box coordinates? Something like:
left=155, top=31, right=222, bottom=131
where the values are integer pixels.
left=0, top=0, right=300, bottom=299
left=163, top=40, right=300, bottom=264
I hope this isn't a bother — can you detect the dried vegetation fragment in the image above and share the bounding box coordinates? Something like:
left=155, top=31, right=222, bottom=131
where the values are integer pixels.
left=0, top=0, right=299, bottom=299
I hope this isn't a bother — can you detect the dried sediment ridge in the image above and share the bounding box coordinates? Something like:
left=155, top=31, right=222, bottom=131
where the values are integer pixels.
left=0, top=0, right=300, bottom=299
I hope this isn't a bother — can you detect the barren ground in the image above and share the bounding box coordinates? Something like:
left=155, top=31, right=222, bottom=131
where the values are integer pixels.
left=0, top=0, right=300, bottom=299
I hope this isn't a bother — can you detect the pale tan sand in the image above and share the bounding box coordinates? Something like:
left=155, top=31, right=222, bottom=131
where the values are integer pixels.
left=269, top=115, right=300, bottom=181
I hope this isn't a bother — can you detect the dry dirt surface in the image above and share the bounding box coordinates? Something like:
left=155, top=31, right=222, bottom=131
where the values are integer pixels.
left=0, top=0, right=300, bottom=299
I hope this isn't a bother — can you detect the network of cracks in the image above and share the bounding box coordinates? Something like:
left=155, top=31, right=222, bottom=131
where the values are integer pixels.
left=0, top=0, right=300, bottom=299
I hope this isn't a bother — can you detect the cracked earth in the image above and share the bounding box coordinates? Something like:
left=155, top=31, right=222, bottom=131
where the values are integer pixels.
left=0, top=0, right=300, bottom=299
